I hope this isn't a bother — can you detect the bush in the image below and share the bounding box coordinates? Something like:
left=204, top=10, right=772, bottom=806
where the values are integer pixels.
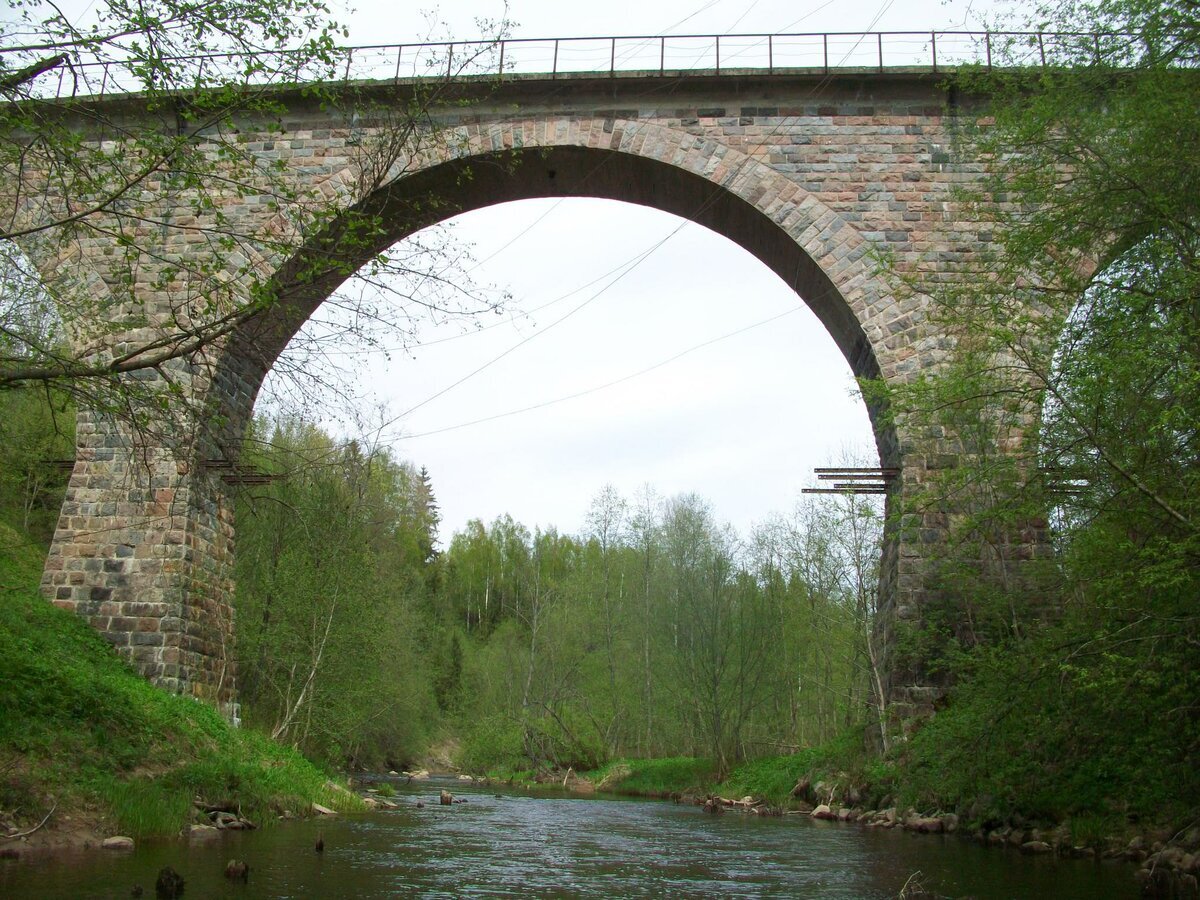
left=456, top=715, right=528, bottom=776
left=894, top=615, right=1200, bottom=831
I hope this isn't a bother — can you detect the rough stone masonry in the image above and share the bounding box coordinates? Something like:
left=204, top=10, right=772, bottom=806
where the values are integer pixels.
left=12, top=69, right=1049, bottom=724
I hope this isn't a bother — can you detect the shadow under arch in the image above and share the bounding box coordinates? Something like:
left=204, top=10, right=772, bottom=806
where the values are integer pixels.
left=225, top=142, right=900, bottom=471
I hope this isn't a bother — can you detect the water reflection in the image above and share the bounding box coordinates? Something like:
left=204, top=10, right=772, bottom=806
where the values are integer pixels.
left=0, top=778, right=1138, bottom=898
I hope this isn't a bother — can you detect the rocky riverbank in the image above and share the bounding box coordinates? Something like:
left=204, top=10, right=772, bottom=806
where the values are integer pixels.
left=801, top=800, right=1200, bottom=895
left=777, top=774, right=1199, bottom=898
left=1, top=780, right=364, bottom=861
left=527, top=758, right=1198, bottom=899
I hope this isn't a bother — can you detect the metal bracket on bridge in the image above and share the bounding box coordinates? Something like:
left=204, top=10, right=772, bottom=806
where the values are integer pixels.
left=802, top=467, right=897, bottom=495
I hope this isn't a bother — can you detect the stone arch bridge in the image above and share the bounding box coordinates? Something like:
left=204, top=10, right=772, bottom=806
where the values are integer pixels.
left=8, top=49, right=1048, bottom=723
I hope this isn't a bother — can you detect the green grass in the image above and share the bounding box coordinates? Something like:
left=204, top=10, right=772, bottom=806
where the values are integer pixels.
left=91, top=777, right=194, bottom=838
left=587, top=757, right=718, bottom=797
left=715, top=753, right=822, bottom=806
left=0, top=522, right=362, bottom=838
left=711, top=725, right=898, bottom=808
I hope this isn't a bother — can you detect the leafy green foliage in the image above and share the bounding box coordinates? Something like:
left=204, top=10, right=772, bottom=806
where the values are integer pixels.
left=233, top=415, right=442, bottom=768
left=0, top=388, right=74, bottom=545
left=895, top=609, right=1200, bottom=832
left=456, top=715, right=529, bottom=778
left=0, top=526, right=361, bottom=836
left=442, top=486, right=882, bottom=779
left=589, top=757, right=718, bottom=797
left=863, top=0, right=1200, bottom=836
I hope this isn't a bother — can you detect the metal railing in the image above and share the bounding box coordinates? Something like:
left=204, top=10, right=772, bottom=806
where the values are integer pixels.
left=35, top=30, right=1148, bottom=101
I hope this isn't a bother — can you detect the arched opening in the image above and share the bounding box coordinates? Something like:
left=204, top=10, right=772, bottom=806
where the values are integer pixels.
left=223, top=144, right=898, bottom=766
left=227, top=145, right=898, bottom=469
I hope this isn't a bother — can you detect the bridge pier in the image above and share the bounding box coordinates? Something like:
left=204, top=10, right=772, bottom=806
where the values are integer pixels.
left=42, top=409, right=240, bottom=721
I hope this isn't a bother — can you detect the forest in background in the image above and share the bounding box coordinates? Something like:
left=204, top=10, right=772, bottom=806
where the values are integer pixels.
left=0, top=393, right=887, bottom=778
left=230, top=415, right=885, bottom=776
left=0, top=0, right=1196, bottom=851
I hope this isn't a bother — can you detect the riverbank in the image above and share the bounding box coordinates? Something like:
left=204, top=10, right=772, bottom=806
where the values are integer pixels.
left=535, top=754, right=1196, bottom=896
left=0, top=525, right=362, bottom=858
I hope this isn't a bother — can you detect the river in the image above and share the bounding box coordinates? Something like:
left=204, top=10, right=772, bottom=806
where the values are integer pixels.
left=0, top=778, right=1137, bottom=898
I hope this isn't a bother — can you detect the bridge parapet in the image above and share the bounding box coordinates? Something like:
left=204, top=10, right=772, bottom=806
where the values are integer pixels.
left=27, top=29, right=1146, bottom=101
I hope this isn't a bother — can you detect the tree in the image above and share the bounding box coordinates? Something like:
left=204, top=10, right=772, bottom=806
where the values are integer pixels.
left=232, top=414, right=441, bottom=765
left=826, top=485, right=886, bottom=749
left=658, top=494, right=773, bottom=773
left=627, top=483, right=661, bottom=755
left=0, top=0, right=338, bottom=395
left=0, top=383, right=73, bottom=542
left=866, top=0, right=1199, bottom=825
left=583, top=484, right=628, bottom=753
left=0, top=0, right=509, bottom=440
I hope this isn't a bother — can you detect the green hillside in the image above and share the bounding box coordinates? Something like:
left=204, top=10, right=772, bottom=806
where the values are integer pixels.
left=0, top=522, right=360, bottom=843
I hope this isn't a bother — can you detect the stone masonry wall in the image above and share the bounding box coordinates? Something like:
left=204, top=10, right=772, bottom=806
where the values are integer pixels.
left=22, top=72, right=1042, bottom=722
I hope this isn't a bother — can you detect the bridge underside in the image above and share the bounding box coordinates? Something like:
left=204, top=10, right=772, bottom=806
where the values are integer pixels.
left=24, top=71, right=1051, bottom=727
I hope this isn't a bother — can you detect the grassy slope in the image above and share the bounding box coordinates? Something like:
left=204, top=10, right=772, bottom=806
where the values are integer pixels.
left=582, top=735, right=879, bottom=808
left=582, top=678, right=1196, bottom=847
left=0, top=523, right=361, bottom=841
left=588, top=757, right=718, bottom=798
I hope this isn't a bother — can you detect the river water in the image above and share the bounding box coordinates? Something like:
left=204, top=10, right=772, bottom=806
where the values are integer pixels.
left=1, top=778, right=1137, bottom=898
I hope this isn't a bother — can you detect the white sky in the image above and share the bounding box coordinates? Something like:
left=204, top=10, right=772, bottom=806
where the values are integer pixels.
left=277, top=0, right=1016, bottom=544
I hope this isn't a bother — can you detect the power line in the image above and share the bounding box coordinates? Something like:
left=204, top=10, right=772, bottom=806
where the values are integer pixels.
left=369, top=28, right=870, bottom=442
left=396, top=306, right=801, bottom=441
left=661, top=0, right=728, bottom=34
left=369, top=221, right=691, bottom=442
left=315, top=232, right=678, bottom=356
left=726, top=0, right=763, bottom=33
left=465, top=199, right=565, bottom=271
left=291, top=17, right=885, bottom=460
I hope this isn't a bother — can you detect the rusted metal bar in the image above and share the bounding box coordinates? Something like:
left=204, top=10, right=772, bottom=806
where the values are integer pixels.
left=813, top=467, right=900, bottom=475
left=200, top=459, right=283, bottom=485
left=816, top=474, right=893, bottom=481
left=802, top=486, right=888, bottom=494
left=931, top=31, right=937, bottom=71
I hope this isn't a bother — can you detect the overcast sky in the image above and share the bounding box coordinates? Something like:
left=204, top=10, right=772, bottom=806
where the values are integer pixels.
left=266, top=0, right=1016, bottom=545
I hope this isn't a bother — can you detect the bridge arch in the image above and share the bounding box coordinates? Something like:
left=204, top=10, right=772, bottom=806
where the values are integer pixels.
left=36, top=78, right=1004, bottom=724
left=224, top=124, right=900, bottom=468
